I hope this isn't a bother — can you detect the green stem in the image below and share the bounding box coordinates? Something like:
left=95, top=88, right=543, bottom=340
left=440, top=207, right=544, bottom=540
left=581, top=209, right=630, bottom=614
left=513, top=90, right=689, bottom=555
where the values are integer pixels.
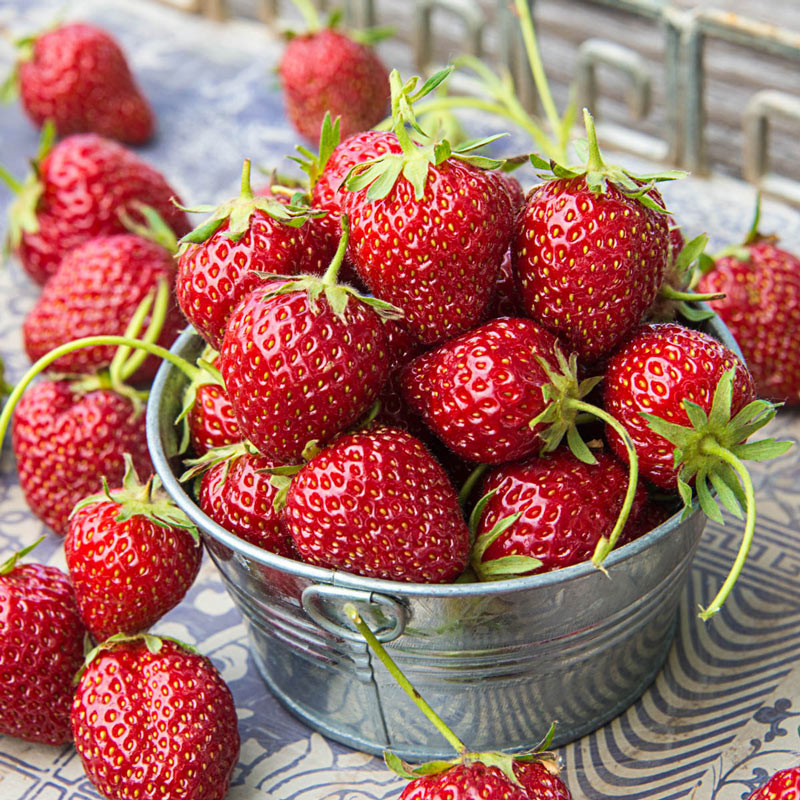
left=458, top=463, right=488, bottom=508
left=659, top=285, right=725, bottom=303
left=240, top=159, right=254, bottom=200
left=0, top=536, right=45, bottom=575
left=115, top=280, right=171, bottom=384
left=290, top=0, right=322, bottom=31
left=321, top=214, right=350, bottom=286
left=513, top=0, right=562, bottom=144
left=697, top=441, right=756, bottom=621
left=0, top=164, right=23, bottom=194
left=744, top=193, right=761, bottom=245
left=343, top=603, right=466, bottom=756
left=582, top=108, right=604, bottom=172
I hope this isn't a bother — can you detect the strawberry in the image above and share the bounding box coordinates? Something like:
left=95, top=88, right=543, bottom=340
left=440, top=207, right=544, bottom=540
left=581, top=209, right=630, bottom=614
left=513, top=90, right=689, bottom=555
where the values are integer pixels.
left=282, top=425, right=470, bottom=582
left=3, top=23, right=154, bottom=144
left=747, top=768, right=800, bottom=799
left=342, top=69, right=516, bottom=345
left=176, top=160, right=331, bottom=350
left=278, top=4, right=390, bottom=142
left=23, top=231, right=183, bottom=381
left=0, top=127, right=189, bottom=285
left=470, top=447, right=648, bottom=580
left=65, top=456, right=202, bottom=642
left=71, top=634, right=239, bottom=800
left=602, top=321, right=792, bottom=617
left=218, top=219, right=397, bottom=462
left=0, top=540, right=87, bottom=745
left=514, top=110, right=681, bottom=362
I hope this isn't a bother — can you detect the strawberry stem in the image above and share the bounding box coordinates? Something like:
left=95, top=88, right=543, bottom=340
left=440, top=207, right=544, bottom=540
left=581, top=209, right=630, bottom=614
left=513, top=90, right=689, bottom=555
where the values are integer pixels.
left=289, top=0, right=322, bottom=32
left=0, top=536, right=45, bottom=575
left=696, top=441, right=756, bottom=621
left=344, top=603, right=467, bottom=757
left=240, top=158, right=254, bottom=201
left=583, top=109, right=604, bottom=173
left=459, top=463, right=488, bottom=508
left=321, top=214, right=350, bottom=286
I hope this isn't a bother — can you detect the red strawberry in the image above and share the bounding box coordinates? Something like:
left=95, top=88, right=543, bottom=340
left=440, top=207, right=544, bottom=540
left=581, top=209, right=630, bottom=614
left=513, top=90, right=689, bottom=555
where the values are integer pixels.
left=12, top=379, right=152, bottom=535
left=1, top=129, right=189, bottom=285
left=514, top=111, right=677, bottom=362
left=7, top=23, right=154, bottom=144
left=471, top=447, right=647, bottom=579
left=0, top=541, right=87, bottom=745
left=279, top=17, right=390, bottom=142
left=23, top=233, right=183, bottom=381
left=283, top=425, right=470, bottom=582
left=71, top=634, right=239, bottom=800
left=65, top=456, right=202, bottom=642
left=747, top=768, right=800, bottom=799
left=176, top=160, right=332, bottom=350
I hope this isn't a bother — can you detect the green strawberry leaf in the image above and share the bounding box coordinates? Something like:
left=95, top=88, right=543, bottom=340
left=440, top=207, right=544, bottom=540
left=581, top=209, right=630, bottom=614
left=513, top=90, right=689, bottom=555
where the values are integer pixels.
left=476, top=554, right=544, bottom=579
left=696, top=472, right=723, bottom=524
left=708, top=470, right=744, bottom=519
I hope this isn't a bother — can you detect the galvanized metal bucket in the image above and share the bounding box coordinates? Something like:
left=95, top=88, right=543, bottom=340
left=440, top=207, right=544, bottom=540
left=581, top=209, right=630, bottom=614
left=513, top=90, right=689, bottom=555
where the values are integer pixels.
left=146, top=319, right=738, bottom=760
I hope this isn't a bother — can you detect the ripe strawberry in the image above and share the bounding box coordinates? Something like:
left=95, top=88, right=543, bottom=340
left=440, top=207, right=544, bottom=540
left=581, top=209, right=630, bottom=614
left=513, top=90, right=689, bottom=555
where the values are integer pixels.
left=279, top=13, right=390, bottom=142
left=283, top=425, right=470, bottom=582
left=218, top=221, right=396, bottom=462
left=65, top=456, right=202, bottom=642
left=71, top=634, right=239, bottom=800
left=23, top=232, right=183, bottom=381
left=747, top=767, right=800, bottom=799
left=176, top=160, right=332, bottom=350
left=471, top=447, right=648, bottom=579
left=0, top=541, right=87, bottom=745
left=5, top=23, right=154, bottom=144
left=1, top=129, right=189, bottom=285
left=514, top=111, right=679, bottom=362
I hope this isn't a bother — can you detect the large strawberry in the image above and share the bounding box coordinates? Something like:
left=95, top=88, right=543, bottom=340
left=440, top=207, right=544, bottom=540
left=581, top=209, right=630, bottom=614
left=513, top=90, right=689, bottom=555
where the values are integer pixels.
left=218, top=218, right=397, bottom=462
left=343, top=69, right=516, bottom=345
left=0, top=540, right=87, bottom=745
left=514, top=110, right=682, bottom=362
left=0, top=127, right=189, bottom=284
left=282, top=425, right=470, bottom=582
left=2, top=23, right=154, bottom=144
left=65, top=456, right=202, bottom=642
left=71, top=634, right=239, bottom=800
left=603, top=321, right=792, bottom=618
left=746, top=767, right=800, bottom=799
left=176, top=159, right=332, bottom=350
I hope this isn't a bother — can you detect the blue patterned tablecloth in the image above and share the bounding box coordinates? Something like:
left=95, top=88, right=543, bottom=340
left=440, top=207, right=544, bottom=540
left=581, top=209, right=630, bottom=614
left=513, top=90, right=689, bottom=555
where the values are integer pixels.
left=0, top=2, right=799, bottom=798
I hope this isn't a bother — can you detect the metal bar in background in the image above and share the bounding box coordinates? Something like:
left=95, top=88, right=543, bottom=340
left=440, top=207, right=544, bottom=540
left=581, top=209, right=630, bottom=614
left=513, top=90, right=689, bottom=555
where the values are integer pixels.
left=413, top=0, right=486, bottom=77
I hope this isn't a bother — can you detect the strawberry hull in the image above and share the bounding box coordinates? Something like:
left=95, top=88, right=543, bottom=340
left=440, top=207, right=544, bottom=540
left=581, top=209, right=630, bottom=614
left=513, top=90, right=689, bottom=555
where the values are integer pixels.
left=146, top=318, right=741, bottom=760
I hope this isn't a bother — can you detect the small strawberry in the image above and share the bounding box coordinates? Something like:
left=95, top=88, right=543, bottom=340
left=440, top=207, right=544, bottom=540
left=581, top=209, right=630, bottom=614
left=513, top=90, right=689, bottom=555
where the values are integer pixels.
left=0, top=539, right=87, bottom=745
left=71, top=634, right=240, bottom=800
left=2, top=23, right=154, bottom=144
left=176, top=159, right=332, bottom=350
left=514, top=110, right=682, bottom=362
left=218, top=217, right=397, bottom=462
left=65, top=456, right=202, bottom=642
left=747, top=767, right=800, bottom=799
left=282, top=425, right=470, bottom=582
left=603, top=321, right=792, bottom=617
left=0, top=126, right=189, bottom=285
left=278, top=3, right=390, bottom=142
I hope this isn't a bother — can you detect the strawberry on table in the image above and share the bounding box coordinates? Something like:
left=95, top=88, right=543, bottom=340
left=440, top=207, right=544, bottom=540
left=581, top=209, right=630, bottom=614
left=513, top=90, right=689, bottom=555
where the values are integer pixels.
left=65, top=456, right=202, bottom=642
left=71, top=634, right=240, bottom=800
left=0, top=540, right=87, bottom=745
left=2, top=22, right=154, bottom=144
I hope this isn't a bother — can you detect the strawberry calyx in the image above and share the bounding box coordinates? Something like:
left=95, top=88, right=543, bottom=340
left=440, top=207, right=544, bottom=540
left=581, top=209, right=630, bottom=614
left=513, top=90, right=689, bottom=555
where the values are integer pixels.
left=176, top=159, right=325, bottom=248
left=118, top=201, right=179, bottom=254
left=0, top=536, right=46, bottom=576
left=180, top=439, right=260, bottom=483
left=175, top=346, right=228, bottom=453
left=640, top=368, right=792, bottom=619
left=71, top=453, right=199, bottom=543
left=289, top=112, right=342, bottom=191
left=0, top=32, right=37, bottom=104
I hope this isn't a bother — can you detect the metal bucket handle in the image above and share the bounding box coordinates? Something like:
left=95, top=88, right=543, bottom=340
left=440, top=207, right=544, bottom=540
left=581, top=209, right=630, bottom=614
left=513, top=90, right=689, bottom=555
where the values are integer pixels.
left=301, top=584, right=408, bottom=643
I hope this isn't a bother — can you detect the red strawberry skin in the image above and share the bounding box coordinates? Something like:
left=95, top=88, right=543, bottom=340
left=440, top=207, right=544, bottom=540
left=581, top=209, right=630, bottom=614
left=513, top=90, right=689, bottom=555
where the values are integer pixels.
left=12, top=382, right=152, bottom=535
left=747, top=768, right=800, bottom=799
left=18, top=24, right=154, bottom=144
left=345, top=153, right=516, bottom=345
left=513, top=177, right=669, bottom=362
left=71, top=638, right=239, bottom=800
left=23, top=234, right=184, bottom=381
left=200, top=453, right=295, bottom=557
left=697, top=241, right=800, bottom=404
left=17, top=134, right=189, bottom=285
left=284, top=426, right=469, bottom=582
left=603, top=323, right=756, bottom=490
left=401, top=761, right=572, bottom=800
left=0, top=562, right=86, bottom=745
left=65, top=501, right=202, bottom=642
left=189, top=382, right=242, bottom=456
left=219, top=283, right=390, bottom=462
left=279, top=29, right=390, bottom=142
left=399, top=317, right=565, bottom=464
left=476, top=447, right=647, bottom=575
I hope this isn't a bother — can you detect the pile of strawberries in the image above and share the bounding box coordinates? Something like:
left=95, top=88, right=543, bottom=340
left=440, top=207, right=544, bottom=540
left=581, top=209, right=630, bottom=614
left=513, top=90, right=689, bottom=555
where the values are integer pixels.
left=0, top=10, right=798, bottom=800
